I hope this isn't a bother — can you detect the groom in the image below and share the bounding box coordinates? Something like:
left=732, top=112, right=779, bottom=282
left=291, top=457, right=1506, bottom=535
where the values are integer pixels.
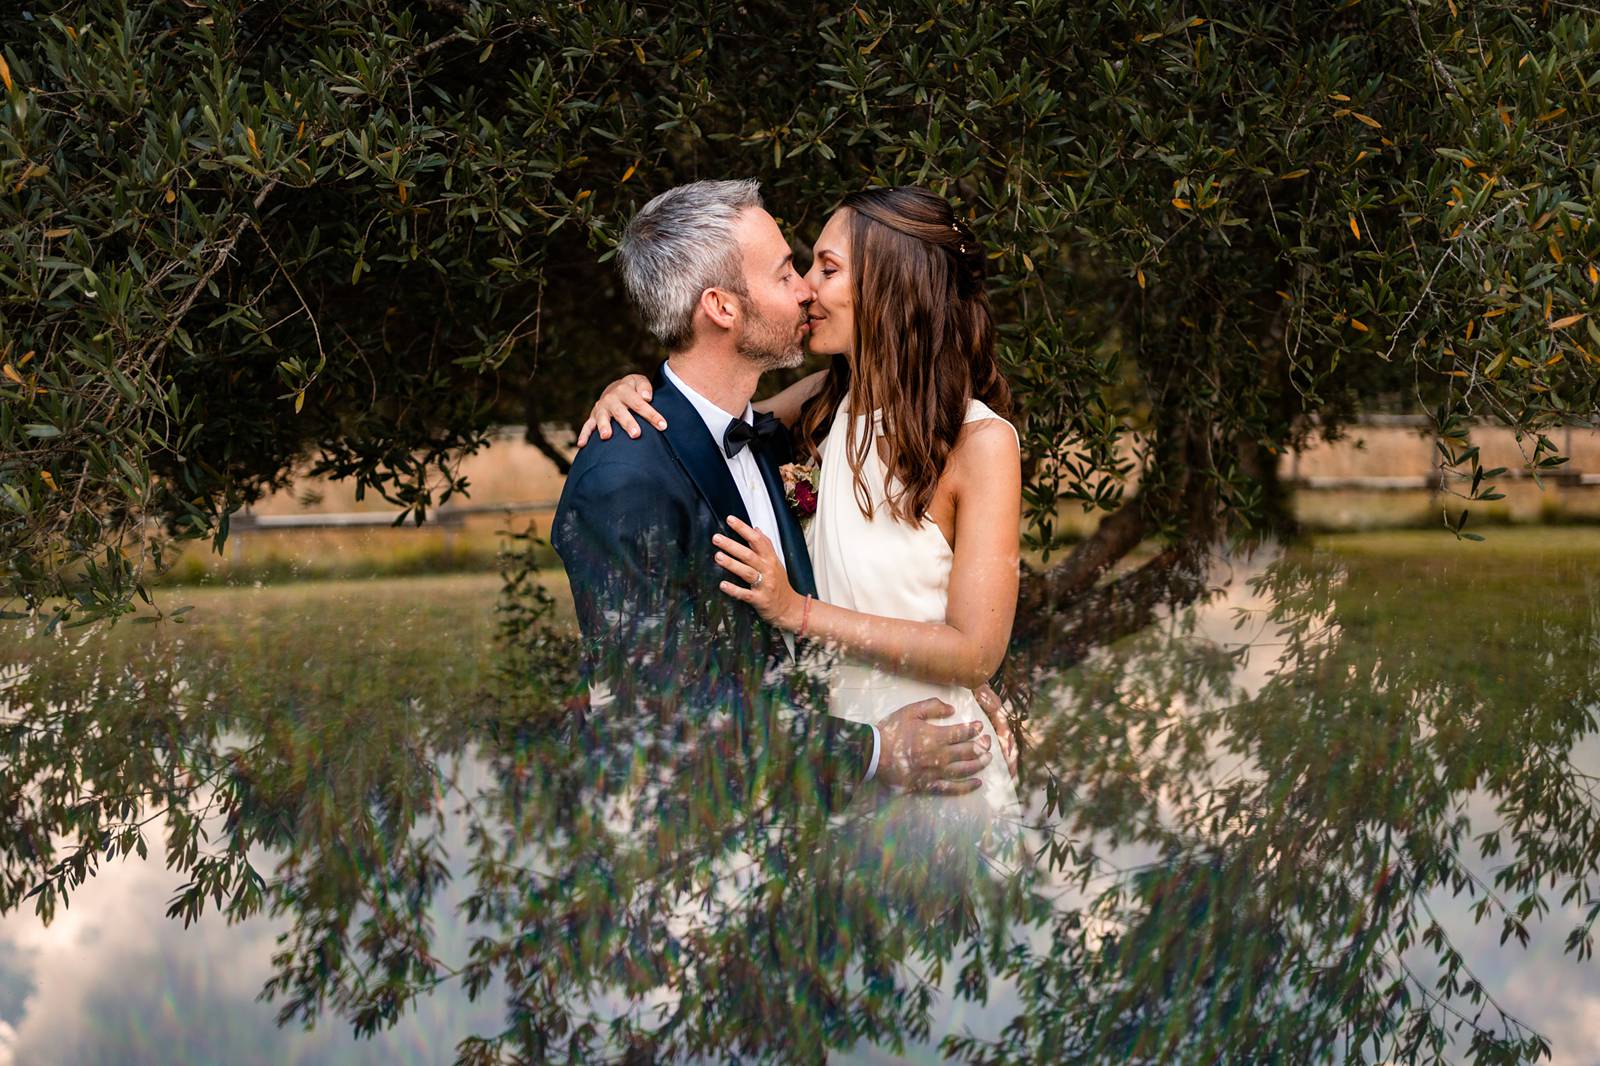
left=553, top=179, right=994, bottom=811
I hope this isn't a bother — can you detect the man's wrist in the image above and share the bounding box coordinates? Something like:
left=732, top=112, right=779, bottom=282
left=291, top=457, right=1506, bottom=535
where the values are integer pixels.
left=863, top=724, right=881, bottom=783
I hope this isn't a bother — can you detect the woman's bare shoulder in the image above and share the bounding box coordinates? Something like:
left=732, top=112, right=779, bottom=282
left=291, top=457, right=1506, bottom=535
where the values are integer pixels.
left=955, top=413, right=1020, bottom=460
left=947, top=414, right=1020, bottom=496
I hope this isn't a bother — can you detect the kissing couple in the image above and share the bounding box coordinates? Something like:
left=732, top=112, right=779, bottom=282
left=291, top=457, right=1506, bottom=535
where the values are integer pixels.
left=554, top=179, right=1024, bottom=853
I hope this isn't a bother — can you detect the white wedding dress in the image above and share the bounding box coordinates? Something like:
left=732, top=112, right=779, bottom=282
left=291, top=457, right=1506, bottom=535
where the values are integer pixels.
left=804, top=397, right=1023, bottom=845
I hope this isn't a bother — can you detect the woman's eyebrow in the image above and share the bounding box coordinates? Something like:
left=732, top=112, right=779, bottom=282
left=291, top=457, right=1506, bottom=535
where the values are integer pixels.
left=814, top=247, right=840, bottom=261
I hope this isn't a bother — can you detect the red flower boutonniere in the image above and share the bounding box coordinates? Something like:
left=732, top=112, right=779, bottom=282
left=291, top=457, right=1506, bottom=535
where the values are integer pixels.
left=779, top=462, right=819, bottom=523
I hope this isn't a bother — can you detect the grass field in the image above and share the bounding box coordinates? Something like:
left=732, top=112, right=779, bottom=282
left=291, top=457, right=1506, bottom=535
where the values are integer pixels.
left=20, top=527, right=1595, bottom=690
left=9, top=573, right=515, bottom=715
left=141, top=421, right=1600, bottom=587
left=152, top=516, right=560, bottom=587
left=1307, top=527, right=1600, bottom=690
left=1316, top=524, right=1600, bottom=560
left=148, top=492, right=1600, bottom=591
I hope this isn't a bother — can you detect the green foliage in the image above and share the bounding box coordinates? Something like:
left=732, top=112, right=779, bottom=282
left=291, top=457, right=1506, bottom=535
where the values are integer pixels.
left=5, top=535, right=1600, bottom=1063
left=3, top=0, right=1598, bottom=624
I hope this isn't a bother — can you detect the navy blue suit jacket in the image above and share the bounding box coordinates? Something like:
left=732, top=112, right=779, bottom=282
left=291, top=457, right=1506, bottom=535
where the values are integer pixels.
left=552, top=366, right=872, bottom=811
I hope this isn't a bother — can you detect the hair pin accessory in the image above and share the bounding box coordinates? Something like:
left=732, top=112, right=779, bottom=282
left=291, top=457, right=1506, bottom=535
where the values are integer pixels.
left=950, top=221, right=970, bottom=254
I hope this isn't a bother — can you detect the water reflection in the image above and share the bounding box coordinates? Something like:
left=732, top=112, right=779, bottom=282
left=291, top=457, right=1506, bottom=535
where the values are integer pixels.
left=2, top=539, right=1598, bottom=1064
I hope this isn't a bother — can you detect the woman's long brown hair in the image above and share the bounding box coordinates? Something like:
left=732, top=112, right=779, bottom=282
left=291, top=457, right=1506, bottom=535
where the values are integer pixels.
left=795, top=187, right=1011, bottom=524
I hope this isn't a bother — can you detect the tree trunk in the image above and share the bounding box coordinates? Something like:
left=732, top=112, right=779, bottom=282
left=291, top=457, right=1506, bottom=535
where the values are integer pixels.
left=524, top=423, right=572, bottom=477
left=1011, top=541, right=1215, bottom=681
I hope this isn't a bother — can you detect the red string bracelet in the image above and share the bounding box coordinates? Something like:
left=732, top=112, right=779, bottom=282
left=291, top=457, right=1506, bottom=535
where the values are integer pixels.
left=798, top=594, right=813, bottom=639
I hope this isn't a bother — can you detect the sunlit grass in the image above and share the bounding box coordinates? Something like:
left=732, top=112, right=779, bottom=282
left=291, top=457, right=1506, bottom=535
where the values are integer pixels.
left=7, top=574, right=523, bottom=711
left=1302, top=528, right=1600, bottom=702
left=1314, top=525, right=1600, bottom=560
left=13, top=528, right=1590, bottom=716
left=139, top=491, right=1600, bottom=593
left=151, top=518, right=560, bottom=588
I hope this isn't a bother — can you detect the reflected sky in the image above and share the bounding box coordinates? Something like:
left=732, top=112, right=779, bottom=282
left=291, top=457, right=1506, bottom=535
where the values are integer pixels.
left=2, top=535, right=1598, bottom=1064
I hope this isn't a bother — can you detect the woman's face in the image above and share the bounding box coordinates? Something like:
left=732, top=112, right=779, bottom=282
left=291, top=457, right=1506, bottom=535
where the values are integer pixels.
left=802, top=209, right=854, bottom=356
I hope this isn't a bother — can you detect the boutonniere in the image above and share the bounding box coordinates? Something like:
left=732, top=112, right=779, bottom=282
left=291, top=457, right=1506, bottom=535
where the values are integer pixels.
left=779, top=462, right=819, bottom=523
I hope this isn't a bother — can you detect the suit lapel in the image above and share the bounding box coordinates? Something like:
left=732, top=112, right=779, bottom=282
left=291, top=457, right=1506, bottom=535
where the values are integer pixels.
left=651, top=370, right=751, bottom=533
left=750, top=417, right=818, bottom=598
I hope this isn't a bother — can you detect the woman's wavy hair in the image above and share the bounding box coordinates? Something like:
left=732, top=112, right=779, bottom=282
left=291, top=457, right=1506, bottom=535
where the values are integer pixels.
left=795, top=186, right=1011, bottom=524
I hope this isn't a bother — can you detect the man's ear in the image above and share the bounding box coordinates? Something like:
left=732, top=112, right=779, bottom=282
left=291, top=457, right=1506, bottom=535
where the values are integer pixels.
left=698, top=286, right=740, bottom=331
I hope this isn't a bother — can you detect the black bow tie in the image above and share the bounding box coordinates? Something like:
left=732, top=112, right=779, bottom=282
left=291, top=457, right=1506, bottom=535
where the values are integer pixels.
left=722, top=412, right=784, bottom=458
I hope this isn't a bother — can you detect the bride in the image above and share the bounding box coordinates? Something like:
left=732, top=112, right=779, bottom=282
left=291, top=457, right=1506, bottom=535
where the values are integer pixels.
left=581, top=186, right=1024, bottom=841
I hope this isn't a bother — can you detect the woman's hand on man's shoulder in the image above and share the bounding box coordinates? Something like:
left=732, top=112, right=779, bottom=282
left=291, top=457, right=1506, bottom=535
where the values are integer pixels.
left=578, top=373, right=666, bottom=447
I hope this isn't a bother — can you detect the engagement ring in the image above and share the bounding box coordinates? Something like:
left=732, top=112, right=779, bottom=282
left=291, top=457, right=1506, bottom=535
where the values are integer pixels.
left=753, top=573, right=764, bottom=588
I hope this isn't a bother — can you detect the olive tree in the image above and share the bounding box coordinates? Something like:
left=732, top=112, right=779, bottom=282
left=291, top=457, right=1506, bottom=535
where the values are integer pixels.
left=2, top=0, right=1596, bottom=632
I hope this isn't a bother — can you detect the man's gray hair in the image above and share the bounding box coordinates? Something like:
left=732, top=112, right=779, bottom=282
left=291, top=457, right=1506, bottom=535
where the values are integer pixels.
left=616, top=178, right=764, bottom=350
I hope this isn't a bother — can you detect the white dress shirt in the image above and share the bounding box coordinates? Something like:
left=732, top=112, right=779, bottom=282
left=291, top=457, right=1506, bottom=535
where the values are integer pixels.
left=662, top=362, right=881, bottom=783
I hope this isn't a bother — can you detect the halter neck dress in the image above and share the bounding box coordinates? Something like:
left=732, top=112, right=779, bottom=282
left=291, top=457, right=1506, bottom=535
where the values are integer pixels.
left=804, top=396, right=1023, bottom=832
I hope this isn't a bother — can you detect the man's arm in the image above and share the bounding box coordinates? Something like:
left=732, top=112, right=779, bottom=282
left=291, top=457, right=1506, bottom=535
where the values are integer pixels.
left=553, top=459, right=689, bottom=708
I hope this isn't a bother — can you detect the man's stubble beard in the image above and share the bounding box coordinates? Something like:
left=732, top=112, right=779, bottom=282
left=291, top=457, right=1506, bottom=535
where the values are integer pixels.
left=735, top=302, right=807, bottom=372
